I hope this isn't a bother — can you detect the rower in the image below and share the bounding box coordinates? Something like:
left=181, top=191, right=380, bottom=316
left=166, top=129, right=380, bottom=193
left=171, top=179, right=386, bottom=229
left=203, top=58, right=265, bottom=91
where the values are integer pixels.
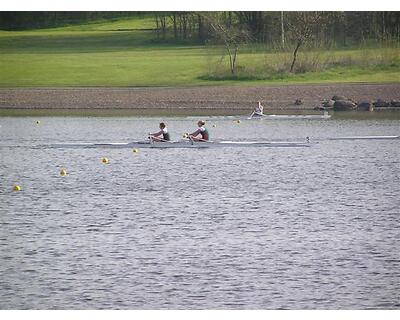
left=149, top=122, right=170, bottom=142
left=188, top=120, right=209, bottom=142
left=250, top=101, right=264, bottom=118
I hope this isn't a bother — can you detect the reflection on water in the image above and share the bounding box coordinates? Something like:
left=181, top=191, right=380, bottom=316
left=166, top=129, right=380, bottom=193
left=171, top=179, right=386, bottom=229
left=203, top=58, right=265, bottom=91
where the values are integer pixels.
left=1, top=108, right=400, bottom=120
left=0, top=108, right=252, bottom=118
left=0, top=116, right=399, bottom=309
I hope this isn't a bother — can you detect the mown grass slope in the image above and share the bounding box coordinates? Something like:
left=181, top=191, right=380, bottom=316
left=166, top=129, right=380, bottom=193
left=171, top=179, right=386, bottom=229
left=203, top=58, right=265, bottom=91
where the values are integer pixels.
left=0, top=16, right=399, bottom=87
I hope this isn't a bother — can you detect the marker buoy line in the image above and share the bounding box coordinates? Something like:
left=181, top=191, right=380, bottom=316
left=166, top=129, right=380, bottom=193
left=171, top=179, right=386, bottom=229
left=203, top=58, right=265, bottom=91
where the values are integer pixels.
left=183, top=133, right=188, bottom=138
left=133, top=148, right=139, bottom=153
left=13, top=185, right=21, bottom=191
left=102, top=157, right=109, bottom=164
left=60, top=169, right=67, bottom=176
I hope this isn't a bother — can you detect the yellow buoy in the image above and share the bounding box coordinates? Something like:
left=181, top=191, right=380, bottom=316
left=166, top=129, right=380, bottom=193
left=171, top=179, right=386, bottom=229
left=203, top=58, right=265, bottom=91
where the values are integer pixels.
left=36, top=120, right=40, bottom=124
left=102, top=157, right=109, bottom=164
left=236, top=120, right=241, bottom=124
left=183, top=133, right=188, bottom=138
left=60, top=169, right=67, bottom=176
left=212, top=124, right=217, bottom=128
left=133, top=148, right=139, bottom=154
left=13, top=185, right=21, bottom=191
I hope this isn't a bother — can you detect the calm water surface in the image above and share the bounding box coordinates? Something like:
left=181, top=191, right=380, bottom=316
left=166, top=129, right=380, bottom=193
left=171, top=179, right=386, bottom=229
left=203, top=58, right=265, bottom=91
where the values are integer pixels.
left=0, top=115, right=399, bottom=309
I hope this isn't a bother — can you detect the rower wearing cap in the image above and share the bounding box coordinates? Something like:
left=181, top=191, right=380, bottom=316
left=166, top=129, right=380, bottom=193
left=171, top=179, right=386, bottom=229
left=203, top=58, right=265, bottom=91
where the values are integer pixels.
left=188, top=120, right=209, bottom=142
left=149, top=122, right=170, bottom=142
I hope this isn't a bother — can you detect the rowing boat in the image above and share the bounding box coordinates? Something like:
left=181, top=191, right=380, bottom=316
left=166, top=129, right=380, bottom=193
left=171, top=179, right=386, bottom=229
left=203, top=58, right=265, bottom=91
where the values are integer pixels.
left=184, top=113, right=331, bottom=121
left=29, top=135, right=400, bottom=149
left=327, top=135, right=400, bottom=140
left=248, top=113, right=331, bottom=120
left=48, top=140, right=312, bottom=149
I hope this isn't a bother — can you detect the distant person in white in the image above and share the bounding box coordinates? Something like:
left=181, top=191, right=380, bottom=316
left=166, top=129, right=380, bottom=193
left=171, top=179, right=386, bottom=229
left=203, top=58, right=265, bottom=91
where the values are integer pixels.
left=251, top=101, right=264, bottom=118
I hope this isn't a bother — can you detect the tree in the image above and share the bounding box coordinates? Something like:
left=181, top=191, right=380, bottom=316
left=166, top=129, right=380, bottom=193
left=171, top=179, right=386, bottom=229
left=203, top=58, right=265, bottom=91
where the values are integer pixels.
left=202, top=13, right=249, bottom=75
left=155, top=13, right=167, bottom=40
left=281, top=11, right=285, bottom=49
left=286, top=12, right=324, bottom=73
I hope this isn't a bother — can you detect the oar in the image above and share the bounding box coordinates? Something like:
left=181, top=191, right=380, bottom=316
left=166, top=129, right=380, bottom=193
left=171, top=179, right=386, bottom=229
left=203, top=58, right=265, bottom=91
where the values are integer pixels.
left=249, top=111, right=266, bottom=119
left=182, top=134, right=195, bottom=145
left=148, top=135, right=173, bottom=144
left=194, top=137, right=210, bottom=142
left=183, top=133, right=210, bottom=145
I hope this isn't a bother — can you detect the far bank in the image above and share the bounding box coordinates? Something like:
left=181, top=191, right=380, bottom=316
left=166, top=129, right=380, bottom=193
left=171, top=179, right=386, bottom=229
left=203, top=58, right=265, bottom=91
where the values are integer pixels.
left=1, top=83, right=399, bottom=112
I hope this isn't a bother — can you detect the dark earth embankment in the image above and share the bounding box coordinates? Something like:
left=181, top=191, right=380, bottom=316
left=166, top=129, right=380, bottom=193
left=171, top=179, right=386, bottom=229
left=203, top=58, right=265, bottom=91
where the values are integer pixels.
left=0, top=83, right=399, bottom=110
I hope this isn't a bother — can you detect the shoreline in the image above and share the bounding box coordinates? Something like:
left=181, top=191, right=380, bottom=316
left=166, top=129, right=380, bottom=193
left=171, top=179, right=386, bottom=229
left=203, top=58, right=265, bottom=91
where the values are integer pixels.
left=1, top=83, right=399, bottom=110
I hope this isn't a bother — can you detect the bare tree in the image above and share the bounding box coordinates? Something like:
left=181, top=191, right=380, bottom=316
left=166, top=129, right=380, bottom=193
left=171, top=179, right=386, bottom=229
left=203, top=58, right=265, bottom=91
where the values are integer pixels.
left=202, top=13, right=249, bottom=75
left=154, top=13, right=167, bottom=40
left=281, top=11, right=285, bottom=49
left=286, top=12, right=324, bottom=73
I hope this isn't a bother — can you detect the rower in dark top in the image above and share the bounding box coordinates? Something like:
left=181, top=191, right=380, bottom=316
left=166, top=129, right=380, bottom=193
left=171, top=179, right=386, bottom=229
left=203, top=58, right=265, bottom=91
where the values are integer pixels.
left=188, top=120, right=209, bottom=142
left=149, top=122, right=170, bottom=142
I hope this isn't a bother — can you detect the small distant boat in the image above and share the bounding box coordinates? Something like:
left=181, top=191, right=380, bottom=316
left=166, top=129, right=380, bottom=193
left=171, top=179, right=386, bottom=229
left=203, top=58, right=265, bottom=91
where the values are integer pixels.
left=327, top=135, right=400, bottom=141
left=248, top=111, right=331, bottom=120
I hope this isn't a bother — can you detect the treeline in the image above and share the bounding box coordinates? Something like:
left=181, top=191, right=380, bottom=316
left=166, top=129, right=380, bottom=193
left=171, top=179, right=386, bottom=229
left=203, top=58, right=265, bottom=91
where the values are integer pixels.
left=155, top=12, right=400, bottom=47
left=1, top=11, right=399, bottom=48
left=0, top=12, right=145, bottom=30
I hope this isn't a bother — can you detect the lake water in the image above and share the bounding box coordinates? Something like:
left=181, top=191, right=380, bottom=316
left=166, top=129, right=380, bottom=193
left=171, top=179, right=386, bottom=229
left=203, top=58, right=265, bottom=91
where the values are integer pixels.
left=0, top=114, right=399, bottom=309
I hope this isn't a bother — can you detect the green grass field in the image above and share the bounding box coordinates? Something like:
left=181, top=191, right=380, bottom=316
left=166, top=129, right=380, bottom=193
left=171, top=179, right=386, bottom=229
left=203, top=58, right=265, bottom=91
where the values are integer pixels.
left=0, top=16, right=399, bottom=87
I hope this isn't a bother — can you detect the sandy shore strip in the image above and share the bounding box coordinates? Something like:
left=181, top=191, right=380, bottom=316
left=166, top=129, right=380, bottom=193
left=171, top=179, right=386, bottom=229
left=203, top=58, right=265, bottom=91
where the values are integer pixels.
left=0, top=83, right=399, bottom=110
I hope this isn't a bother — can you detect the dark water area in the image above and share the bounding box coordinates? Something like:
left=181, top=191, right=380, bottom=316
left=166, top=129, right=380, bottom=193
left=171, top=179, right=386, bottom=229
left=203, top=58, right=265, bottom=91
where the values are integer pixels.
left=0, top=115, right=399, bottom=309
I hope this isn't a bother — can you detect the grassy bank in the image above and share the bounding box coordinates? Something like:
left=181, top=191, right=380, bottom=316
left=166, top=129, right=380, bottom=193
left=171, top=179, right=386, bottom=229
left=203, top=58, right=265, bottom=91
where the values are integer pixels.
left=0, top=17, right=399, bottom=87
